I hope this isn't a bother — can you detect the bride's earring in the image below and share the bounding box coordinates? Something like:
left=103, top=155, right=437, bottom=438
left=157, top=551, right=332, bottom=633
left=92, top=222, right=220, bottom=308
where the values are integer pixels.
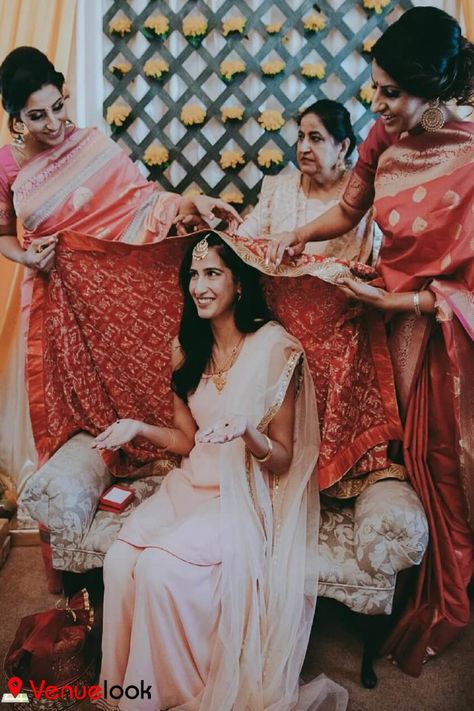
left=420, top=98, right=445, bottom=131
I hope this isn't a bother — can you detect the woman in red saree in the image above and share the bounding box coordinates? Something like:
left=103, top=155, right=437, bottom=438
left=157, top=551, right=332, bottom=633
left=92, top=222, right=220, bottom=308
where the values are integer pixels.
left=268, top=6, right=474, bottom=675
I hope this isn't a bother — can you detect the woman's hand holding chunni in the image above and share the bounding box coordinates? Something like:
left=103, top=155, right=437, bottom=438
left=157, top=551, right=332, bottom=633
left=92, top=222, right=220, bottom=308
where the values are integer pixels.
left=336, top=276, right=389, bottom=309
left=192, top=196, right=242, bottom=232
left=264, top=231, right=306, bottom=268
left=92, top=419, right=142, bottom=451
left=24, top=235, right=58, bottom=273
left=196, top=415, right=247, bottom=445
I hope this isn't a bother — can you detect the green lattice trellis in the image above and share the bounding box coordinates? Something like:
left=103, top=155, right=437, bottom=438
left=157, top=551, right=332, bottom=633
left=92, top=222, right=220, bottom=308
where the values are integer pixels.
left=103, top=0, right=414, bottom=207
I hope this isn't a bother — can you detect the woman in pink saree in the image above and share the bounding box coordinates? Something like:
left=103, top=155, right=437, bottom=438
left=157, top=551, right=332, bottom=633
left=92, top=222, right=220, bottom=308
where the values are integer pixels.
left=267, top=7, right=474, bottom=676
left=0, top=46, right=239, bottom=467
left=93, top=233, right=348, bottom=711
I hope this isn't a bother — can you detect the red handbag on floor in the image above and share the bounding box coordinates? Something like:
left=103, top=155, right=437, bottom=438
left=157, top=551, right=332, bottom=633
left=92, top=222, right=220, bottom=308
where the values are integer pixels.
left=4, top=589, right=98, bottom=709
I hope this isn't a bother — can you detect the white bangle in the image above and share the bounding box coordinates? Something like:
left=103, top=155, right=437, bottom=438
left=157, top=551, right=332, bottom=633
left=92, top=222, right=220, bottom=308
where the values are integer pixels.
left=413, top=292, right=422, bottom=317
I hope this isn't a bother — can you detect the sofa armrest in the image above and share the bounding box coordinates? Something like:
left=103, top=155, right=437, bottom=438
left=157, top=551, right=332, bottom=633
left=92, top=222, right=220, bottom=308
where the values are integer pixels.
left=20, top=432, right=112, bottom=543
left=353, top=479, right=429, bottom=576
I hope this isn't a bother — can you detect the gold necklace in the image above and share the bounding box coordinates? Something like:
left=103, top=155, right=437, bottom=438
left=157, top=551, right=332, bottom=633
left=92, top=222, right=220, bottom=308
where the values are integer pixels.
left=209, top=336, right=245, bottom=392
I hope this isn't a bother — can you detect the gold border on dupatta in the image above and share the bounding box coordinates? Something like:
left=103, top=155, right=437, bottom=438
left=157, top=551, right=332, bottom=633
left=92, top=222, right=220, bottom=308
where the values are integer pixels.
left=244, top=349, right=303, bottom=548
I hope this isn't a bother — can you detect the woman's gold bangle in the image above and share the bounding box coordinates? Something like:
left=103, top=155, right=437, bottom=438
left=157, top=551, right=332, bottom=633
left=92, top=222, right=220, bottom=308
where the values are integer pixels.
left=253, top=434, right=273, bottom=463
left=413, top=291, right=422, bottom=317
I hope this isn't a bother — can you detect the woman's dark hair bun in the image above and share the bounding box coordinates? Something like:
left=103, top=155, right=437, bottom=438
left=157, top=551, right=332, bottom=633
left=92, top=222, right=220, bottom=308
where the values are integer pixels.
left=0, top=46, right=65, bottom=127
left=372, top=7, right=474, bottom=106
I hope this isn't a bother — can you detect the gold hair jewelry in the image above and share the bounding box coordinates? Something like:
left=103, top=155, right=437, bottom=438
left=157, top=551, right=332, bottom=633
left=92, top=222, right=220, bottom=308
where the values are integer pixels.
left=420, top=99, right=445, bottom=132
left=192, top=237, right=209, bottom=260
left=253, top=434, right=273, bottom=463
left=208, top=335, right=245, bottom=392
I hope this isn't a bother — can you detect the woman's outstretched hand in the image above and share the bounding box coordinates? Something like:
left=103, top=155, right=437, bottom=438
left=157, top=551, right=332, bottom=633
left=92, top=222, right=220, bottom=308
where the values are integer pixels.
left=264, top=231, right=305, bottom=268
left=92, top=419, right=143, bottom=451
left=196, top=415, right=247, bottom=445
left=24, top=235, right=58, bottom=273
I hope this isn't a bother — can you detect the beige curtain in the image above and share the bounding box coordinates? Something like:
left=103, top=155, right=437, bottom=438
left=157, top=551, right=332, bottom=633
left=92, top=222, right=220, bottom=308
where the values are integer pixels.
left=0, top=0, right=77, bottom=488
left=461, top=0, right=474, bottom=39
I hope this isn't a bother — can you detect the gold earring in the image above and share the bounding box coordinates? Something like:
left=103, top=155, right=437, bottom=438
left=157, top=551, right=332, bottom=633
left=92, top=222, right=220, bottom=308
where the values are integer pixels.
left=420, top=98, right=445, bottom=132
left=12, top=119, right=25, bottom=146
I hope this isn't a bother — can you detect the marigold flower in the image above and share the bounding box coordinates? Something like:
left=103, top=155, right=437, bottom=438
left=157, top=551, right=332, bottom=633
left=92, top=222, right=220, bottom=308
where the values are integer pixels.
left=266, top=22, right=283, bottom=34
left=301, top=63, right=325, bottom=80
left=261, top=59, right=286, bottom=76
left=221, top=106, right=244, bottom=123
left=184, top=188, right=203, bottom=198
left=143, top=15, right=169, bottom=38
left=106, top=104, right=131, bottom=127
left=363, top=0, right=391, bottom=14
left=143, top=144, right=169, bottom=168
left=109, top=16, right=132, bottom=36
left=362, top=37, right=377, bottom=53
left=220, top=149, right=245, bottom=170
left=257, top=148, right=283, bottom=169
left=180, top=104, right=206, bottom=126
left=110, top=61, right=132, bottom=79
left=220, top=58, right=246, bottom=82
left=360, top=82, right=376, bottom=105
left=258, top=110, right=285, bottom=132
left=222, top=17, right=246, bottom=36
left=303, top=13, right=326, bottom=32
left=221, top=106, right=245, bottom=123
left=220, top=191, right=244, bottom=204
left=144, top=58, right=169, bottom=80
left=182, top=15, right=208, bottom=38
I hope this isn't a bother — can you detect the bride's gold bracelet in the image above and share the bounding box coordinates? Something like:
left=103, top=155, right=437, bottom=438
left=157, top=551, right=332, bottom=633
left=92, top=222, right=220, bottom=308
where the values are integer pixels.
left=253, top=434, right=273, bottom=463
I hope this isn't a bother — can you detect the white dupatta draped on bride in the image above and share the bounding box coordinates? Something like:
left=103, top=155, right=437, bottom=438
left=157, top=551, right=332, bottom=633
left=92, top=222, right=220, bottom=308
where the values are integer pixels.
left=177, top=321, right=347, bottom=711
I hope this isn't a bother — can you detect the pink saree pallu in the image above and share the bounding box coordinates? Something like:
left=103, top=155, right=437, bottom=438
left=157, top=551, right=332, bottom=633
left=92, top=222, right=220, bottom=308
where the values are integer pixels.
left=26, top=231, right=402, bottom=491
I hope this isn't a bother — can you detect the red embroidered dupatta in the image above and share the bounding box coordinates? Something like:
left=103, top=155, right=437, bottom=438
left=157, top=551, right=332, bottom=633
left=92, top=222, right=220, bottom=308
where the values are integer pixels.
left=27, top=231, right=401, bottom=487
left=348, top=119, right=474, bottom=675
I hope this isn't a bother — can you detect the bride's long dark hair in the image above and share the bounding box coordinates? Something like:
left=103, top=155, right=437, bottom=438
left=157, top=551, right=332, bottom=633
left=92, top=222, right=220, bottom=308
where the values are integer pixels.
left=171, top=232, right=274, bottom=403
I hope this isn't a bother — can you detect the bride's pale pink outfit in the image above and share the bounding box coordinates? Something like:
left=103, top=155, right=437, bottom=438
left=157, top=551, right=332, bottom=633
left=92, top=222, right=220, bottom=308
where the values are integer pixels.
left=98, top=322, right=347, bottom=711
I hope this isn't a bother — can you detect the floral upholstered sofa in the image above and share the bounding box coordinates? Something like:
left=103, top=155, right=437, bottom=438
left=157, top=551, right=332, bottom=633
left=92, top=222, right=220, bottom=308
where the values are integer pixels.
left=21, top=431, right=429, bottom=685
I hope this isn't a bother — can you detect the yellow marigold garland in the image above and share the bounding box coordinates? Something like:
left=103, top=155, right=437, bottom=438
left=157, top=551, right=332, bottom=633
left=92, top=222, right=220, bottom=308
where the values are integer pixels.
left=220, top=58, right=246, bottom=82
left=142, top=15, right=170, bottom=40
left=360, top=82, right=376, bottom=105
left=143, top=144, right=169, bottom=168
left=257, top=148, right=283, bottom=169
left=303, top=13, right=326, bottom=33
left=301, top=63, right=325, bottom=80
left=220, top=149, right=245, bottom=170
left=220, top=190, right=244, bottom=204
left=261, top=59, right=286, bottom=77
left=258, top=110, right=285, bottom=132
left=363, top=0, right=391, bottom=14
left=222, top=17, right=246, bottom=37
left=221, top=106, right=244, bottom=123
left=180, top=104, right=206, bottom=126
left=144, top=58, right=169, bottom=80
left=109, top=16, right=132, bottom=36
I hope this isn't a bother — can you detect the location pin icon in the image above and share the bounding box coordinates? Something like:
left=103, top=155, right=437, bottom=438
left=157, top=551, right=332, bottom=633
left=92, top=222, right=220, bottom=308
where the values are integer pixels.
left=7, top=676, right=23, bottom=698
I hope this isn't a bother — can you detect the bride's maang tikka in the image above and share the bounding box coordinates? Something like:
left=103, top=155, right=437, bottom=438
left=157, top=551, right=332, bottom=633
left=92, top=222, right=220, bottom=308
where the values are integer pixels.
left=192, top=236, right=209, bottom=260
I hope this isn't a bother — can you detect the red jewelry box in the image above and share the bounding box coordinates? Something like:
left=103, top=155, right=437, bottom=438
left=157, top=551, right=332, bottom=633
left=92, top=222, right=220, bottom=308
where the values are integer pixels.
left=98, top=484, right=135, bottom=513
